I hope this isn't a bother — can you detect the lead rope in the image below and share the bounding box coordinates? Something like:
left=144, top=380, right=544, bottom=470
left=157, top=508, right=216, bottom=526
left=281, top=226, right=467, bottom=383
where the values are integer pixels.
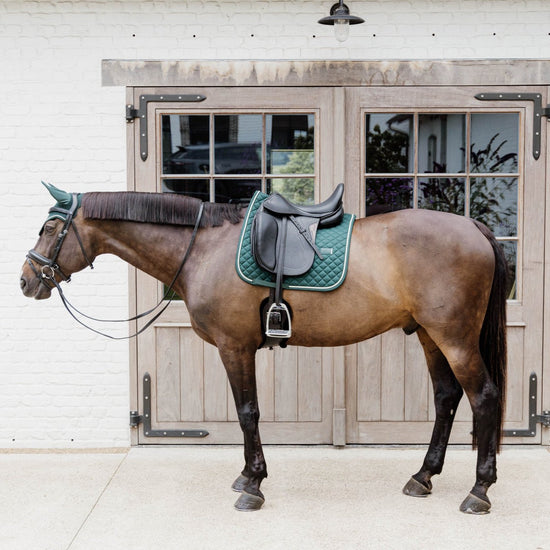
left=46, top=203, right=204, bottom=340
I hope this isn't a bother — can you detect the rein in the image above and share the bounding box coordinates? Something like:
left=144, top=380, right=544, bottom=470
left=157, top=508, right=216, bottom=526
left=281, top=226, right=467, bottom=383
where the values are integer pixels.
left=27, top=196, right=204, bottom=340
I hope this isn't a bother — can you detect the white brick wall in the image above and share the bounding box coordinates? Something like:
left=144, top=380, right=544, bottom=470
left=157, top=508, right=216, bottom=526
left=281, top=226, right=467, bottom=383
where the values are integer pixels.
left=1, top=0, right=548, bottom=448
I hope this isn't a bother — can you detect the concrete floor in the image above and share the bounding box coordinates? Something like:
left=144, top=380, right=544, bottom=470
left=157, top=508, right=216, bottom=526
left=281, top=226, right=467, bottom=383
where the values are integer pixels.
left=1, top=446, right=549, bottom=550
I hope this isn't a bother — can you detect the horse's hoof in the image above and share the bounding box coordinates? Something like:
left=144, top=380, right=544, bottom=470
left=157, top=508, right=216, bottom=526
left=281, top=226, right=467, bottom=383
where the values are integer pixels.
left=459, top=492, right=491, bottom=514
left=231, top=474, right=249, bottom=493
left=234, top=490, right=265, bottom=511
left=402, top=476, right=432, bottom=497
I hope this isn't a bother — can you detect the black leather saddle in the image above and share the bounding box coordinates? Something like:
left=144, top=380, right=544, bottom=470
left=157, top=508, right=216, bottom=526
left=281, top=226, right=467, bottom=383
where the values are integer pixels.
left=251, top=184, right=344, bottom=344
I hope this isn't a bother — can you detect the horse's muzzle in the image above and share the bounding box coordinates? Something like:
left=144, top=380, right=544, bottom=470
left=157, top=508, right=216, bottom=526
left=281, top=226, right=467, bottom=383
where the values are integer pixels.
left=20, top=270, right=52, bottom=300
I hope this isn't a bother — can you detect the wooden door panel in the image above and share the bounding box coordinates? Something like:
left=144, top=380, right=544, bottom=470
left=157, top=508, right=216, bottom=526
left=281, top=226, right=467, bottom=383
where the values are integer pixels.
left=133, top=87, right=336, bottom=444
left=345, top=86, right=545, bottom=445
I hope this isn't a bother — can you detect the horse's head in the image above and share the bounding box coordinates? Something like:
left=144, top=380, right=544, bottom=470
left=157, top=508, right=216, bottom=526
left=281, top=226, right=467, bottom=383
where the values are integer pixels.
left=20, top=182, right=95, bottom=300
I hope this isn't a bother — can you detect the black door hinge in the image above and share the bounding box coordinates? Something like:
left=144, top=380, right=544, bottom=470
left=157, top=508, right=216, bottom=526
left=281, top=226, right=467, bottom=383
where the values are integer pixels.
left=537, top=410, right=550, bottom=428
left=503, top=373, right=549, bottom=437
left=126, top=93, right=206, bottom=161
left=125, top=105, right=139, bottom=122
left=130, top=373, right=209, bottom=439
left=129, top=410, right=143, bottom=428
left=475, top=92, right=549, bottom=160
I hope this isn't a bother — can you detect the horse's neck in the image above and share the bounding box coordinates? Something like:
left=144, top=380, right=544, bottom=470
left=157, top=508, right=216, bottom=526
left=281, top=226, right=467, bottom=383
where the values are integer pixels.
left=92, top=220, right=195, bottom=286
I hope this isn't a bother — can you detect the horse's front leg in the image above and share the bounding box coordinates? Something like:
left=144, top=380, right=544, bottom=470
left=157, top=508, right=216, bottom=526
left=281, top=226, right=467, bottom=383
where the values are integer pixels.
left=219, top=347, right=267, bottom=511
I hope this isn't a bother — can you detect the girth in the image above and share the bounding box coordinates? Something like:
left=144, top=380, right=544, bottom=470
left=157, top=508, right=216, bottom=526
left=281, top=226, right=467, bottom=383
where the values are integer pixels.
left=250, top=184, right=344, bottom=346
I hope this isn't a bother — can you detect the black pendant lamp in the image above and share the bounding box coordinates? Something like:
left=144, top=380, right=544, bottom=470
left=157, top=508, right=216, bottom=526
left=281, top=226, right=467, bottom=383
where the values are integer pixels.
left=318, top=1, right=365, bottom=42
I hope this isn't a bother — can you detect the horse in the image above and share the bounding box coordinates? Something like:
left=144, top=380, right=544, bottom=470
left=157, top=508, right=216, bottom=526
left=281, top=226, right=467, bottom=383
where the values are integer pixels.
left=20, top=183, right=508, bottom=514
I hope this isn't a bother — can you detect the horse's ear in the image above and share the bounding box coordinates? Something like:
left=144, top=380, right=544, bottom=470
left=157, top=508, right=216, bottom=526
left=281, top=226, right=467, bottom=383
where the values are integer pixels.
left=42, top=181, right=73, bottom=208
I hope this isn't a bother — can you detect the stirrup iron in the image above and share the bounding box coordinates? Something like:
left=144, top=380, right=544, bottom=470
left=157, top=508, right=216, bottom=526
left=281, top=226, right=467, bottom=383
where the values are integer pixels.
left=265, top=302, right=292, bottom=339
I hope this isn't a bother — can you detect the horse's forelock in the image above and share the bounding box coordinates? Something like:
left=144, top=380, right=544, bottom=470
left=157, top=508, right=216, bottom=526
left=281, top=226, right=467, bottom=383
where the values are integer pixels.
left=80, top=192, right=242, bottom=227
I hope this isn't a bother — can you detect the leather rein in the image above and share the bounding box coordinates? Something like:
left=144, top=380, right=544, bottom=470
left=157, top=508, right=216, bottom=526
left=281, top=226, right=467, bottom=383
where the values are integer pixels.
left=26, top=194, right=204, bottom=340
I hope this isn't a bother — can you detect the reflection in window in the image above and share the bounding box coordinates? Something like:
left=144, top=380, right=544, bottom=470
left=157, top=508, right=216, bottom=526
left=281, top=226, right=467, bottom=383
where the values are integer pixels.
left=365, top=114, right=413, bottom=173
left=500, top=240, right=517, bottom=299
left=162, top=115, right=210, bottom=174
left=162, top=179, right=210, bottom=201
left=418, top=178, right=465, bottom=215
left=470, top=177, right=517, bottom=237
left=365, top=178, right=413, bottom=215
left=214, top=115, right=262, bottom=174
left=470, top=113, right=519, bottom=173
left=418, top=114, right=465, bottom=173
left=214, top=179, right=261, bottom=203
left=267, top=178, right=315, bottom=205
left=266, top=114, right=314, bottom=175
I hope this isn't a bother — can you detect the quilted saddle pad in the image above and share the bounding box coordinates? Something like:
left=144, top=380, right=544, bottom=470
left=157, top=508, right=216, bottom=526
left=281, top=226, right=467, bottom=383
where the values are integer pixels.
left=235, top=191, right=355, bottom=292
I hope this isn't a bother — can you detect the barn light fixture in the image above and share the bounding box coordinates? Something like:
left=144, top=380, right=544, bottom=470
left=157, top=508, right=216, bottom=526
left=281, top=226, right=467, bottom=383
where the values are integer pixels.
left=318, top=1, right=365, bottom=42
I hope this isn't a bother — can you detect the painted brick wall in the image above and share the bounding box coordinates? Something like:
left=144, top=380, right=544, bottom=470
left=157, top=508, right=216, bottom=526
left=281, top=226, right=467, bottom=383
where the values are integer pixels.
left=1, top=0, right=548, bottom=448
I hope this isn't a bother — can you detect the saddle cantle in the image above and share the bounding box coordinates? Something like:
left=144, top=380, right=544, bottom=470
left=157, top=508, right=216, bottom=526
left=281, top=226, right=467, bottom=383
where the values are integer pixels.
left=250, top=184, right=345, bottom=344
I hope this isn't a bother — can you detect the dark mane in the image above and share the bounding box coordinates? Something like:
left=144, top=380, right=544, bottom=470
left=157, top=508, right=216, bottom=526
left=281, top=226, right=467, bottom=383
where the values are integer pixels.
left=81, top=192, right=243, bottom=227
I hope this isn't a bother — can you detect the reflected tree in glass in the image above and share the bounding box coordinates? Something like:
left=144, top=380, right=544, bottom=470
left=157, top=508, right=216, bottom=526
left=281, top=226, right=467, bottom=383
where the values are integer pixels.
left=272, top=125, right=315, bottom=204
left=468, top=133, right=518, bottom=235
left=418, top=177, right=465, bottom=215
left=365, top=178, right=413, bottom=215
left=366, top=122, right=410, bottom=173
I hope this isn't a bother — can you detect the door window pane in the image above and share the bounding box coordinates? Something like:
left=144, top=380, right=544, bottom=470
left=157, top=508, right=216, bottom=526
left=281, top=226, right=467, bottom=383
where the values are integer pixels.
left=267, top=178, right=315, bottom=205
left=500, top=240, right=517, bottom=299
left=365, top=178, right=414, bottom=215
left=418, top=178, right=465, bottom=215
left=214, top=179, right=261, bottom=203
left=470, top=113, right=519, bottom=173
left=365, top=114, right=413, bottom=173
left=266, top=114, right=314, bottom=175
left=470, top=177, right=518, bottom=237
left=162, top=115, right=210, bottom=174
left=418, top=114, right=465, bottom=173
left=161, top=179, right=210, bottom=201
left=214, top=115, right=262, bottom=174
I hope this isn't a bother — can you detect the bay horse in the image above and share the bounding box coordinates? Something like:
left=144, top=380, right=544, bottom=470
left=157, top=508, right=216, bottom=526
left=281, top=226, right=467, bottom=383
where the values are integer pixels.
left=20, top=184, right=507, bottom=514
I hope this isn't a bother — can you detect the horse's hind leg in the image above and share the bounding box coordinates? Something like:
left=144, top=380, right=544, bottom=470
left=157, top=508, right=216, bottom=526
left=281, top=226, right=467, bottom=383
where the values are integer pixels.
left=403, top=327, right=463, bottom=498
left=434, top=336, right=500, bottom=514
left=219, top=347, right=267, bottom=511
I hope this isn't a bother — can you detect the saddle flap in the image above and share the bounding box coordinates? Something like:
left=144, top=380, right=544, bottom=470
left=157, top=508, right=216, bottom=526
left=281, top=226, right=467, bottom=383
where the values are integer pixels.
left=251, top=207, right=317, bottom=277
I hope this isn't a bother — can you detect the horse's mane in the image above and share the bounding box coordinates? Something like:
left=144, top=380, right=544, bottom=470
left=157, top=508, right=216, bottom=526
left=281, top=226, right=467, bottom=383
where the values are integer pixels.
left=81, top=192, right=243, bottom=227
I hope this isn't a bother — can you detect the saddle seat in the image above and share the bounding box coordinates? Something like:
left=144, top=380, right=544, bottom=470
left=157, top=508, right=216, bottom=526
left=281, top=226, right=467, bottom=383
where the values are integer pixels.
left=261, top=183, right=344, bottom=227
left=250, top=184, right=345, bottom=343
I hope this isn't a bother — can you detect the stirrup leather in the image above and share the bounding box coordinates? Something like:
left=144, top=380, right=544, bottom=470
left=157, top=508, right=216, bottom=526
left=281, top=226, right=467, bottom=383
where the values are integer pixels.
left=265, top=302, right=292, bottom=339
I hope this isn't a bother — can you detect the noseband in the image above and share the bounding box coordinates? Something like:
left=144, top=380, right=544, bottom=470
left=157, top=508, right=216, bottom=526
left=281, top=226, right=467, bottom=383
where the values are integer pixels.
left=26, top=193, right=94, bottom=288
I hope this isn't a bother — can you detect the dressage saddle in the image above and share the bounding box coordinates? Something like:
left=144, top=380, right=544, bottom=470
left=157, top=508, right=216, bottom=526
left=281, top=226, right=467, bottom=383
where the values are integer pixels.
left=251, top=183, right=344, bottom=344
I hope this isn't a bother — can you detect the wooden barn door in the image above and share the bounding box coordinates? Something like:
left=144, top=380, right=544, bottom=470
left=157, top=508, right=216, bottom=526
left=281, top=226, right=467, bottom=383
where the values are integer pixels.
left=344, top=86, right=546, bottom=444
left=128, top=87, right=338, bottom=444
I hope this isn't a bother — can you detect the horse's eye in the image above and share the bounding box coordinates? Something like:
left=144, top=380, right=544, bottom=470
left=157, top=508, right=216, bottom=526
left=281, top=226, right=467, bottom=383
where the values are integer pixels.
left=43, top=223, right=56, bottom=235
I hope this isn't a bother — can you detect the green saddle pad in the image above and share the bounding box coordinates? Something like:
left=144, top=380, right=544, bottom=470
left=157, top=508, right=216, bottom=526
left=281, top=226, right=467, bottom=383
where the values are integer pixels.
left=235, top=191, right=355, bottom=292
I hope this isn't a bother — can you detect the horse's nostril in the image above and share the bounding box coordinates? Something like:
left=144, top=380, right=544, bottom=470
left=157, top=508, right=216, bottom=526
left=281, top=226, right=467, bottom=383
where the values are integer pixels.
left=20, top=277, right=27, bottom=290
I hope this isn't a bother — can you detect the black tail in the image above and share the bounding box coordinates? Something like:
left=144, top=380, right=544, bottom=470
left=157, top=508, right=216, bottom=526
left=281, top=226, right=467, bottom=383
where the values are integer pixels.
left=473, top=220, right=508, bottom=452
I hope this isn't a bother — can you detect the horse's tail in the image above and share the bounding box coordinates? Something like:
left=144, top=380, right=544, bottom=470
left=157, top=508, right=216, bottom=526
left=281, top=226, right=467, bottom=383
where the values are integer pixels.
left=473, top=220, right=508, bottom=452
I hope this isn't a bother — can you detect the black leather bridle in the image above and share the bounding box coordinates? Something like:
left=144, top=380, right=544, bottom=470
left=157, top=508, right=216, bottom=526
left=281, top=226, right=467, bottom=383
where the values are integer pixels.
left=26, top=195, right=204, bottom=340
left=26, top=193, right=94, bottom=287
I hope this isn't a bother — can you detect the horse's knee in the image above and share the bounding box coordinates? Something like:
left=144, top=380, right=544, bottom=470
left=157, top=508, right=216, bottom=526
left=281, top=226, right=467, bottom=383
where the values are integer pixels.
left=237, top=402, right=259, bottom=432
left=434, top=382, right=463, bottom=416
